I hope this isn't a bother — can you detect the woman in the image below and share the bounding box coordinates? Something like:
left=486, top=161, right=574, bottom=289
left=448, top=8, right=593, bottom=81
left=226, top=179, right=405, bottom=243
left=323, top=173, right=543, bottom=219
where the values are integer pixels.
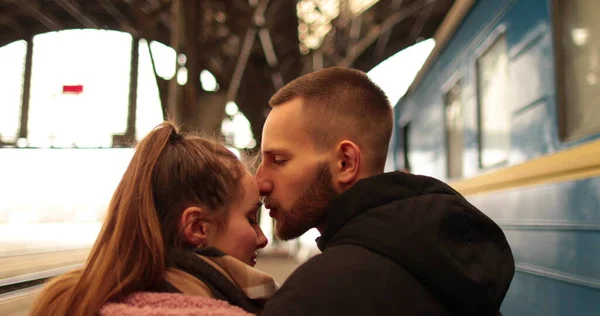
left=30, top=122, right=278, bottom=316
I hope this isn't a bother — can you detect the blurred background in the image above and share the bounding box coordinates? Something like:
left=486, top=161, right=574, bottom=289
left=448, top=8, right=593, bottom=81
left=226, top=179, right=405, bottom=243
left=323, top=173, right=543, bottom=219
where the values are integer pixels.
left=2, top=0, right=600, bottom=315
left=0, top=0, right=436, bottom=263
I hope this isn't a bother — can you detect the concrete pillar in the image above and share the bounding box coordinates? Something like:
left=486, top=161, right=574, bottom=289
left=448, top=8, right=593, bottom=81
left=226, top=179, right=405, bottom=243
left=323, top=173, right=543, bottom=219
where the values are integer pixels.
left=125, top=36, right=139, bottom=141
left=18, top=34, right=34, bottom=140
left=196, top=91, right=227, bottom=137
left=167, top=0, right=184, bottom=119
left=177, top=0, right=201, bottom=133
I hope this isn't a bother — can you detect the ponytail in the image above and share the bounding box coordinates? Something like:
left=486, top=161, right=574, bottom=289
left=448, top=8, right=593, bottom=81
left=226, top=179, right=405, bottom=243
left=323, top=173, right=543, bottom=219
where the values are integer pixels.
left=31, top=122, right=180, bottom=316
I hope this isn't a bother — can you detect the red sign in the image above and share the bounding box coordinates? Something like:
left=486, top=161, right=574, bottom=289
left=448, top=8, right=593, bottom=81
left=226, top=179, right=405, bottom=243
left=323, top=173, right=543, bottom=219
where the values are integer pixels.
left=62, top=85, right=83, bottom=94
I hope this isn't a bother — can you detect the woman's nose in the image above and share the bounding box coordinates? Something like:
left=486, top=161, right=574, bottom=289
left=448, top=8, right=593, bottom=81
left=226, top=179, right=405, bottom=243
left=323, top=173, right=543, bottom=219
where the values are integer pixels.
left=256, top=226, right=268, bottom=249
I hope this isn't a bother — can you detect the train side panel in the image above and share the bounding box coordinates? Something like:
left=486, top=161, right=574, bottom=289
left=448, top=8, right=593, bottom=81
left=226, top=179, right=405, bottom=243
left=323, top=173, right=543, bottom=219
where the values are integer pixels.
left=393, top=0, right=600, bottom=314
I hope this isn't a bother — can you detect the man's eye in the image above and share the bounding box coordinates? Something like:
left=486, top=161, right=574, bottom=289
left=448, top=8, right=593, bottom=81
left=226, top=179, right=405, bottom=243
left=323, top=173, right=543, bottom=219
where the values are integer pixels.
left=273, top=157, right=286, bottom=165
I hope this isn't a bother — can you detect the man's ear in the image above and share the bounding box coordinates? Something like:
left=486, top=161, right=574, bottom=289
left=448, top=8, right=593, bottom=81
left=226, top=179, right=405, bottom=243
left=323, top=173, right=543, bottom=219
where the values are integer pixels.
left=180, top=206, right=213, bottom=247
left=334, top=140, right=361, bottom=186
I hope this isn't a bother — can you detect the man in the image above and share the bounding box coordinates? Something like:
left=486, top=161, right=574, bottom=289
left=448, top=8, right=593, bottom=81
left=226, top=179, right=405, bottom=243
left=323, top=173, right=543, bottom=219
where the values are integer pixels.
left=255, top=67, right=514, bottom=315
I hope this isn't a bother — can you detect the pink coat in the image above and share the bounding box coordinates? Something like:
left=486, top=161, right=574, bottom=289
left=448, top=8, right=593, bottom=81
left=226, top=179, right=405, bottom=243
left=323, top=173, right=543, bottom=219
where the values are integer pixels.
left=100, top=292, right=253, bottom=316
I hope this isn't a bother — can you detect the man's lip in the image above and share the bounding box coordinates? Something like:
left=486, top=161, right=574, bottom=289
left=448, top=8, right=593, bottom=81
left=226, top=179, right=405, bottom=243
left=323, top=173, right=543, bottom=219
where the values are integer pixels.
left=269, top=208, right=278, bottom=218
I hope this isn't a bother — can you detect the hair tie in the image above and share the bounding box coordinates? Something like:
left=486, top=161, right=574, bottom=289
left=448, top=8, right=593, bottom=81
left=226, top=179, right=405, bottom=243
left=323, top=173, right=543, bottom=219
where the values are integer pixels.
left=170, top=131, right=184, bottom=142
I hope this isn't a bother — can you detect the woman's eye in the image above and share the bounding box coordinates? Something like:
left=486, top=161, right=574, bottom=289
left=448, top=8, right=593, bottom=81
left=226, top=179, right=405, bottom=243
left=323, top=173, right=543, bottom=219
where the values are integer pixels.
left=273, top=157, right=286, bottom=165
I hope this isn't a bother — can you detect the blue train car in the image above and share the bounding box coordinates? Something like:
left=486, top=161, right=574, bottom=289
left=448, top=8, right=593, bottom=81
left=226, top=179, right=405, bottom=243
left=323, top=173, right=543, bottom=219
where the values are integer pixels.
left=389, top=0, right=600, bottom=314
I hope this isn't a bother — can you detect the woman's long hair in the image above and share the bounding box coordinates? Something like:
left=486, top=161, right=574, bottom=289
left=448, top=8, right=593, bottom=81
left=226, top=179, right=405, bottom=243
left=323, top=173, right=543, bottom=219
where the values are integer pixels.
left=30, top=122, right=244, bottom=316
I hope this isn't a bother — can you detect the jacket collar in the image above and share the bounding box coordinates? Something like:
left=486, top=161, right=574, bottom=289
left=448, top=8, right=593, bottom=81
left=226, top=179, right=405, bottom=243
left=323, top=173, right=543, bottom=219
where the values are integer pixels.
left=317, top=171, right=423, bottom=250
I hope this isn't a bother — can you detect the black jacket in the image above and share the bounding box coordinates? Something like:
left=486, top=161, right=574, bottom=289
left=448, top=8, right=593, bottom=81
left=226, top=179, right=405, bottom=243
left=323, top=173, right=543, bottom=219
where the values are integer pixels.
left=261, top=172, right=515, bottom=315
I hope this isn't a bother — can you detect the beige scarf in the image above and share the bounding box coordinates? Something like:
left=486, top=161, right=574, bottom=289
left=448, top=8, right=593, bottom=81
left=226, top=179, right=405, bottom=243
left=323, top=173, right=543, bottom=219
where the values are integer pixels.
left=164, top=250, right=279, bottom=303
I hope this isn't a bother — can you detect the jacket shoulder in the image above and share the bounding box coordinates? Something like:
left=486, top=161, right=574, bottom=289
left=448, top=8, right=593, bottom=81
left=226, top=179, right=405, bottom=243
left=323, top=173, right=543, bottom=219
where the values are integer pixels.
left=261, top=245, right=380, bottom=316
left=99, top=292, right=252, bottom=316
left=261, top=244, right=450, bottom=316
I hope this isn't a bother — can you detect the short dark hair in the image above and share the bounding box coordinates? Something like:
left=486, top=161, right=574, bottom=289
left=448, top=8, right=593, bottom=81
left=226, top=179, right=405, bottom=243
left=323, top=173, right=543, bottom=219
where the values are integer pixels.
left=269, top=67, right=393, bottom=172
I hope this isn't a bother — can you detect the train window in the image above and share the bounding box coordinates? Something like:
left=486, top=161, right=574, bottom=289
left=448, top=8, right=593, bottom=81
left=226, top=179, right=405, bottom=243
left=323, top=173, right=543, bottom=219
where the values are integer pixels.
left=476, top=34, right=510, bottom=168
left=555, top=0, right=600, bottom=140
left=444, top=80, right=463, bottom=178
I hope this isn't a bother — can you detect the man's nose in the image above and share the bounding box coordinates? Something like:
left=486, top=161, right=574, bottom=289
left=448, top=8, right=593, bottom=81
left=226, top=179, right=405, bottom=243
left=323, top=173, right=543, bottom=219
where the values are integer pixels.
left=254, top=163, right=273, bottom=196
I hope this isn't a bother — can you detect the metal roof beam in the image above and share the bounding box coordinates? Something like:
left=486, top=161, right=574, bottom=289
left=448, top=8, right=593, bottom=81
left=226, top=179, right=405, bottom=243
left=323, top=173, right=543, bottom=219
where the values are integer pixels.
left=374, top=0, right=404, bottom=60
left=408, top=1, right=435, bottom=41
left=55, top=0, right=100, bottom=29
left=256, top=0, right=284, bottom=89
left=226, top=27, right=257, bottom=103
left=97, top=0, right=137, bottom=35
left=338, top=0, right=436, bottom=67
left=147, top=0, right=172, bottom=30
left=0, top=13, right=25, bottom=32
left=347, top=15, right=363, bottom=57
left=11, top=0, right=64, bottom=30
left=226, top=0, right=270, bottom=102
left=122, top=0, right=171, bottom=30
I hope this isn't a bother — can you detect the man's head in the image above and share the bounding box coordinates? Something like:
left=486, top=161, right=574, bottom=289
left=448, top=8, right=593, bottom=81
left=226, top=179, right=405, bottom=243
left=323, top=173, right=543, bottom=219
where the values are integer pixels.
left=255, top=67, right=393, bottom=240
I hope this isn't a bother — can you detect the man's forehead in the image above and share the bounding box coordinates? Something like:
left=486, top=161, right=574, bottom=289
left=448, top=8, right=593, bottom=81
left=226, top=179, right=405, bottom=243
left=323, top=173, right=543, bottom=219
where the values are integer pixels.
left=261, top=106, right=312, bottom=153
left=262, top=100, right=304, bottom=135
left=266, top=99, right=304, bottom=124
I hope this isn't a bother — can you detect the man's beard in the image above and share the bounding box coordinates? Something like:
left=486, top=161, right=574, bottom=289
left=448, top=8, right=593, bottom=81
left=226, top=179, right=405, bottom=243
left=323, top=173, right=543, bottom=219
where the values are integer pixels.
left=267, top=162, right=338, bottom=240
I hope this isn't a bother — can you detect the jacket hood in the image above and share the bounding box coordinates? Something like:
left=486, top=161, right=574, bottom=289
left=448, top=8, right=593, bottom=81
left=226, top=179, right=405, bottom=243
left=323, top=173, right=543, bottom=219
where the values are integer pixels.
left=317, top=172, right=515, bottom=315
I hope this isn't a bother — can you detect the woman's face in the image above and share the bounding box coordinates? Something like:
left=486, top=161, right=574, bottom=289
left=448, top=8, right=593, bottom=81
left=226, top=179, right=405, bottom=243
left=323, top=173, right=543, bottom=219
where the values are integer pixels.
left=210, top=171, right=268, bottom=266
